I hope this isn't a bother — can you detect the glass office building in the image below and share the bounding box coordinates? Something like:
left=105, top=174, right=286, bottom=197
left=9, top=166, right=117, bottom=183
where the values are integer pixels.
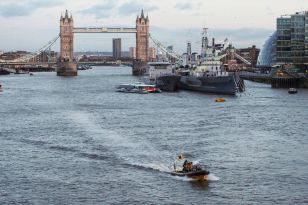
left=258, top=11, right=308, bottom=68
left=276, top=15, right=292, bottom=63
left=276, top=11, right=308, bottom=66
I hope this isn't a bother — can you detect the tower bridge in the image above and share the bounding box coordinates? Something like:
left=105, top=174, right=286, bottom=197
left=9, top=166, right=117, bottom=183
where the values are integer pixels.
left=58, top=9, right=149, bottom=76
left=0, top=9, right=182, bottom=76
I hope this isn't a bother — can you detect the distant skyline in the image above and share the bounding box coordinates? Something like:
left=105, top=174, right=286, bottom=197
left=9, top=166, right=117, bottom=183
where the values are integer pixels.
left=0, top=0, right=306, bottom=53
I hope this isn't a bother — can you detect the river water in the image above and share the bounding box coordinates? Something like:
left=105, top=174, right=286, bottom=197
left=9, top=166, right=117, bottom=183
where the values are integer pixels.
left=0, top=66, right=307, bottom=204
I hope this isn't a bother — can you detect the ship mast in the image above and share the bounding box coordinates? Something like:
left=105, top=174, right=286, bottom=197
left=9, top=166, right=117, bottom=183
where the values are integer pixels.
left=201, top=28, right=209, bottom=59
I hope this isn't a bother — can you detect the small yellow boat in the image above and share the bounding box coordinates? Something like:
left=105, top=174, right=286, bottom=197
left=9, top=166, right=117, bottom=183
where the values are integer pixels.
left=215, top=98, right=226, bottom=102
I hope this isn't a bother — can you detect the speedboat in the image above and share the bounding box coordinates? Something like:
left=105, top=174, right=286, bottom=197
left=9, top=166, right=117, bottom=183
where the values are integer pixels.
left=116, top=82, right=161, bottom=94
left=144, top=86, right=162, bottom=93
left=171, top=156, right=210, bottom=181
left=116, top=84, right=148, bottom=94
left=133, top=82, right=162, bottom=93
left=171, top=168, right=210, bottom=181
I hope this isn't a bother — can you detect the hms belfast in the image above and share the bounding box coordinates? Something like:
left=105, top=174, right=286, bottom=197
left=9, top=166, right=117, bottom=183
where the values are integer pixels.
left=178, top=28, right=240, bottom=95
left=145, top=28, right=242, bottom=94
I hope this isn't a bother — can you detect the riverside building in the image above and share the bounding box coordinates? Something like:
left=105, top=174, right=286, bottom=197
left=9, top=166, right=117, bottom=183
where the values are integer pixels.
left=276, top=11, right=308, bottom=67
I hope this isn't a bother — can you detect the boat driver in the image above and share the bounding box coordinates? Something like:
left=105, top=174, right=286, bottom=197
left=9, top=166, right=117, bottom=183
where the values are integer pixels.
left=183, top=160, right=193, bottom=172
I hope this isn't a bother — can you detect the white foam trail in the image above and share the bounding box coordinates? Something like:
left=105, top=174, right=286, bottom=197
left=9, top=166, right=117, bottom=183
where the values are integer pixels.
left=193, top=160, right=200, bottom=164
left=132, top=163, right=171, bottom=173
left=65, top=111, right=174, bottom=169
left=173, top=176, right=195, bottom=182
left=172, top=173, right=220, bottom=182
left=208, top=173, right=220, bottom=181
left=65, top=111, right=136, bottom=149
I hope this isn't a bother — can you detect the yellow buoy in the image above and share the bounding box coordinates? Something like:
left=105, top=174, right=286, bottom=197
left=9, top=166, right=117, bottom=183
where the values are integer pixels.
left=215, top=98, right=226, bottom=102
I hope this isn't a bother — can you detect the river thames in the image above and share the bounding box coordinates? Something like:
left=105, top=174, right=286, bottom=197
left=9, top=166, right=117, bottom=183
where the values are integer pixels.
left=0, top=66, right=307, bottom=204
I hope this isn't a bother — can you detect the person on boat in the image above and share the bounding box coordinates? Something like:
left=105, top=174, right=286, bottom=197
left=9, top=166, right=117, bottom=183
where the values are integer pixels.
left=187, top=162, right=193, bottom=171
left=183, top=160, right=188, bottom=171
left=183, top=160, right=193, bottom=172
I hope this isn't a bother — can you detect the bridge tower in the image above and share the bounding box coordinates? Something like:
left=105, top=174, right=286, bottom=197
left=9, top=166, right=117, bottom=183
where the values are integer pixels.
left=136, top=10, right=149, bottom=62
left=57, top=10, right=77, bottom=76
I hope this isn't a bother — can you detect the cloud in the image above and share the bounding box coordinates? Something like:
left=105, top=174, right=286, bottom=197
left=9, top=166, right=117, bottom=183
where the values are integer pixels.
left=175, top=3, right=193, bottom=10
left=78, top=0, right=117, bottom=18
left=118, top=1, right=158, bottom=16
left=78, top=1, right=158, bottom=19
left=0, top=0, right=63, bottom=17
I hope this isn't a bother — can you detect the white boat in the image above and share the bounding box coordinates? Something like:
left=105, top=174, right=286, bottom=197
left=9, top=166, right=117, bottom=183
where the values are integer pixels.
left=116, top=83, right=147, bottom=94
left=116, top=82, right=162, bottom=94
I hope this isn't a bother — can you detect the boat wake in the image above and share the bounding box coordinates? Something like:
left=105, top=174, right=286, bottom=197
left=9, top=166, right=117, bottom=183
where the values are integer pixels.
left=208, top=173, right=220, bottom=181
left=172, top=173, right=220, bottom=182
left=65, top=110, right=219, bottom=182
left=65, top=111, right=174, bottom=165
left=130, top=162, right=171, bottom=173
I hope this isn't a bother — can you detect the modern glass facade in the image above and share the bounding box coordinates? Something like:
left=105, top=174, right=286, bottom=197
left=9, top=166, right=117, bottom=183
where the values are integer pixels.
left=276, top=11, right=308, bottom=66
left=276, top=16, right=291, bottom=63
left=291, top=13, right=305, bottom=64
left=257, top=32, right=277, bottom=66
left=305, top=12, right=308, bottom=63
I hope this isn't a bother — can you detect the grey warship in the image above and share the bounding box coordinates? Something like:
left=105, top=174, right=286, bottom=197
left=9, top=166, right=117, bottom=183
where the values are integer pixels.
left=178, top=56, right=238, bottom=95
left=179, top=72, right=237, bottom=95
left=178, top=27, right=241, bottom=95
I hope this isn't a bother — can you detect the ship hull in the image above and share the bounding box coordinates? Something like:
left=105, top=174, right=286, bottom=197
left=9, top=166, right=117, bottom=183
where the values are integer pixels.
left=0, top=69, right=10, bottom=75
left=179, top=75, right=237, bottom=95
left=156, top=75, right=181, bottom=92
left=171, top=170, right=210, bottom=181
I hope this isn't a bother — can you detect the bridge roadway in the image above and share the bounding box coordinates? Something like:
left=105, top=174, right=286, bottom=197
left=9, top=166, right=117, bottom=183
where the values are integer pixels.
left=73, top=27, right=137, bottom=33
left=0, top=61, right=133, bottom=71
left=0, top=62, right=57, bottom=66
left=78, top=61, right=133, bottom=65
left=0, top=61, right=133, bottom=65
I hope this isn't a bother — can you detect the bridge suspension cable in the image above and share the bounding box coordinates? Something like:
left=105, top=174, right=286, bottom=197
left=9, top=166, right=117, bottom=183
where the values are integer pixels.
left=11, top=34, right=60, bottom=63
left=234, top=52, right=252, bottom=66
left=149, top=34, right=182, bottom=61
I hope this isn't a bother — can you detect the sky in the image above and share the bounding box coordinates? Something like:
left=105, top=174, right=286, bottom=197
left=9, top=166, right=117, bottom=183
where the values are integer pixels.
left=0, top=0, right=306, bottom=54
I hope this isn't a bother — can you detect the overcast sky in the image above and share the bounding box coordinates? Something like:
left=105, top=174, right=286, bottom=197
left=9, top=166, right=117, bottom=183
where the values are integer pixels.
left=0, top=0, right=306, bottom=53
